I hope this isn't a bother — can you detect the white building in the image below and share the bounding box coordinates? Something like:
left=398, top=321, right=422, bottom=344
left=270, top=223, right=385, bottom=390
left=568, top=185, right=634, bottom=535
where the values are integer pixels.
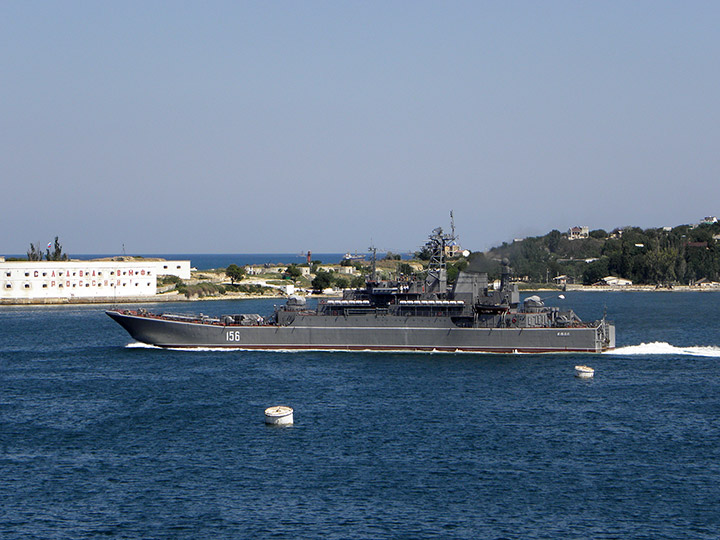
left=150, top=260, right=191, bottom=280
left=0, top=259, right=190, bottom=302
left=601, top=276, right=633, bottom=287
left=568, top=226, right=590, bottom=240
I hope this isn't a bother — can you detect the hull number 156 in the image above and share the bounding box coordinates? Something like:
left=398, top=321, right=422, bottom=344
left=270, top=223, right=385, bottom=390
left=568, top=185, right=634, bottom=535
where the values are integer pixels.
left=226, top=331, right=242, bottom=341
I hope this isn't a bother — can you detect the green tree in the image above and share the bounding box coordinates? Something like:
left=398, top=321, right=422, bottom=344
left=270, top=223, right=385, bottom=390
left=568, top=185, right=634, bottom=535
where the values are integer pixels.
left=311, top=270, right=333, bottom=291
left=225, top=264, right=246, bottom=284
left=582, top=258, right=610, bottom=285
left=644, top=248, right=678, bottom=284
left=546, top=230, right=562, bottom=253
left=414, top=246, right=433, bottom=260
left=27, top=242, right=43, bottom=261
left=284, top=264, right=303, bottom=281
left=45, top=236, right=68, bottom=261
left=397, top=262, right=414, bottom=276
left=675, top=257, right=687, bottom=283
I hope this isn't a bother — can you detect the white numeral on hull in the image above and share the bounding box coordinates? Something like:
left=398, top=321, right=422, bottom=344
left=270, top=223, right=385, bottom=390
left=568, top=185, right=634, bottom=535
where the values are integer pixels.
left=226, top=331, right=241, bottom=342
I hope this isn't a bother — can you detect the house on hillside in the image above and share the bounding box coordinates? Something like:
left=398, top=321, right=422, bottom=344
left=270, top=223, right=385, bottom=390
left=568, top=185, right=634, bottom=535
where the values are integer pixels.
left=444, top=240, right=463, bottom=258
left=568, top=226, right=589, bottom=240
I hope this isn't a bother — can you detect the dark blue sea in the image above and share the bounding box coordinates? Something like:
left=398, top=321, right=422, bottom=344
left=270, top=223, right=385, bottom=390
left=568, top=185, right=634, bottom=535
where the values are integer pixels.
left=2, top=291, right=720, bottom=539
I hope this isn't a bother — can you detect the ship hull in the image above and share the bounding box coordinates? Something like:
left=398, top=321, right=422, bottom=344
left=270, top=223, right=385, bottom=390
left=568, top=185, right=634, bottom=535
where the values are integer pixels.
left=107, top=310, right=615, bottom=353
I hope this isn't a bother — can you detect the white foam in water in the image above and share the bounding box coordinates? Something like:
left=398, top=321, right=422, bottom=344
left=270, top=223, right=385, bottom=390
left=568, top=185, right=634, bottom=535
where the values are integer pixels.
left=126, top=343, right=309, bottom=353
left=606, top=342, right=720, bottom=358
left=125, top=344, right=499, bottom=354
left=125, top=342, right=163, bottom=349
left=126, top=341, right=720, bottom=357
left=126, top=343, right=233, bottom=352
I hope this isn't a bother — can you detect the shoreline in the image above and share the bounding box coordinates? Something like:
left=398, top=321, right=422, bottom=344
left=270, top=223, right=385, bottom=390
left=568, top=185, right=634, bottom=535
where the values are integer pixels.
left=564, top=284, right=720, bottom=293
left=0, top=291, right=291, bottom=306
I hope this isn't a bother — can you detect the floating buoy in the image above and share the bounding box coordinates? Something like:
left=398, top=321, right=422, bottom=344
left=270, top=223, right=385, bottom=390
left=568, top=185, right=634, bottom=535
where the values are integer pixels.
left=264, top=406, right=294, bottom=425
left=575, top=365, right=594, bottom=378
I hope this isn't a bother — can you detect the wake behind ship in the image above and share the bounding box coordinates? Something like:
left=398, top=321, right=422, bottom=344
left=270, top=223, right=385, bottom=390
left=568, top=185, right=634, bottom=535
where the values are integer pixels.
left=107, top=229, right=615, bottom=353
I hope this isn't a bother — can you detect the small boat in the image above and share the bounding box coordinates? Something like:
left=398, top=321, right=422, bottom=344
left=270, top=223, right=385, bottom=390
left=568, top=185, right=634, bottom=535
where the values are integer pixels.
left=575, top=365, right=595, bottom=378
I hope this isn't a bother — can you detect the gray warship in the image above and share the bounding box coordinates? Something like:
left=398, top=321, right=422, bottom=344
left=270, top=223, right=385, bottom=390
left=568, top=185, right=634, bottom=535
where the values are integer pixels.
left=106, top=228, right=615, bottom=353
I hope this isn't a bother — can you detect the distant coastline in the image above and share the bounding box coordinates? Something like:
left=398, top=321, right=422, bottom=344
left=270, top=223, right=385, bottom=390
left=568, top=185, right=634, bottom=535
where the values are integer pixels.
left=2, top=282, right=718, bottom=307
left=1, top=252, right=411, bottom=271
left=2, top=253, right=718, bottom=307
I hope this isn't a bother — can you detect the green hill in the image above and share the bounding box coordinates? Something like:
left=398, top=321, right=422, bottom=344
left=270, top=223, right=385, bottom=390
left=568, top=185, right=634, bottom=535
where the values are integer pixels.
left=471, top=222, right=720, bottom=286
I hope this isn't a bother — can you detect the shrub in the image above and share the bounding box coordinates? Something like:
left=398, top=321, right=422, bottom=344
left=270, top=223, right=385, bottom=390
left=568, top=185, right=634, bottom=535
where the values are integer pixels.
left=181, top=282, right=226, bottom=298
left=159, top=275, right=183, bottom=286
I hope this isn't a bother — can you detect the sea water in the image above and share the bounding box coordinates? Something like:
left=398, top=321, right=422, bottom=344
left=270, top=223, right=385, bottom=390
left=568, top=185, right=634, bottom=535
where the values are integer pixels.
left=1, top=292, right=719, bottom=539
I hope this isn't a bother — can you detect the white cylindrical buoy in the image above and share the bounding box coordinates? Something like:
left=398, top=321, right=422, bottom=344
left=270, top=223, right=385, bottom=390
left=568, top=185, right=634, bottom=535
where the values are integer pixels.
left=575, top=365, right=595, bottom=378
left=264, top=405, right=294, bottom=425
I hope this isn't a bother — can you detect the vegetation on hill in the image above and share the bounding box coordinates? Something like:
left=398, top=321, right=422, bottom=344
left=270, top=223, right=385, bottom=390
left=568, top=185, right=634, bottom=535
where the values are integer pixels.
left=311, top=269, right=365, bottom=291
left=478, top=222, right=720, bottom=285
left=283, top=264, right=303, bottom=281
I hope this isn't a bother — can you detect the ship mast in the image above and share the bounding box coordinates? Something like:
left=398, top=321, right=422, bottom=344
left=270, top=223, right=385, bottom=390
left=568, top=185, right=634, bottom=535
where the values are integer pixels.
left=425, top=226, right=454, bottom=295
left=450, top=210, right=456, bottom=244
left=368, top=244, right=377, bottom=282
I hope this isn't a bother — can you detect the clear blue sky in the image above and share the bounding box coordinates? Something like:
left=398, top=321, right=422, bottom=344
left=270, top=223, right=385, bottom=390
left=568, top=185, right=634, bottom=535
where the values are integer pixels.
left=2, top=1, right=719, bottom=254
